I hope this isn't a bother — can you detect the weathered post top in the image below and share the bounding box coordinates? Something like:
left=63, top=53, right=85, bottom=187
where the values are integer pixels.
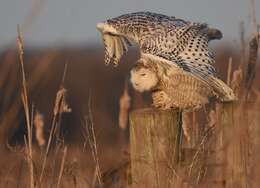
left=130, top=108, right=182, bottom=188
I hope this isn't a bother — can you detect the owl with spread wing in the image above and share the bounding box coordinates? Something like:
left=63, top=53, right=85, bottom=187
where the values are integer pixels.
left=97, top=12, right=235, bottom=110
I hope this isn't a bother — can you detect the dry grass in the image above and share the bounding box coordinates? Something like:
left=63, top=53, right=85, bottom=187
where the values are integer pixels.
left=83, top=91, right=102, bottom=187
left=17, top=24, right=34, bottom=188
left=0, top=39, right=259, bottom=188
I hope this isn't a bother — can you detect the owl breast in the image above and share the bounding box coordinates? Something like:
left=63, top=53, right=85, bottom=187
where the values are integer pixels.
left=152, top=71, right=214, bottom=110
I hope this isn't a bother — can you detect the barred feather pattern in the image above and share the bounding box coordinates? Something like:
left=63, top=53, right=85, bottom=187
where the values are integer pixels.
left=97, top=12, right=236, bottom=109
left=152, top=71, right=214, bottom=110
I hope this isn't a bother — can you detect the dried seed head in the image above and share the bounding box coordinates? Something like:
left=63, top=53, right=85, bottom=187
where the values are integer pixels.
left=34, top=111, right=45, bottom=146
left=208, top=109, right=217, bottom=127
left=53, top=86, right=72, bottom=116
left=231, top=67, right=243, bottom=96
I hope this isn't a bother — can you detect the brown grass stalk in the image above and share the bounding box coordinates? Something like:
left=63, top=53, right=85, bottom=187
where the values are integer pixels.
left=231, top=67, right=243, bottom=97
left=227, top=57, right=233, bottom=86
left=244, top=33, right=259, bottom=99
left=83, top=92, right=102, bottom=187
left=239, top=0, right=259, bottom=101
left=250, top=0, right=258, bottom=35
left=188, top=126, right=214, bottom=179
left=17, top=24, right=34, bottom=188
left=39, top=63, right=70, bottom=183
left=56, top=146, right=68, bottom=188
left=239, top=22, right=246, bottom=68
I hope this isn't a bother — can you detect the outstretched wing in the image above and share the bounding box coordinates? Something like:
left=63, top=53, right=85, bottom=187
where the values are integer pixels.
left=141, top=29, right=235, bottom=101
left=176, top=58, right=235, bottom=101
left=97, top=12, right=191, bottom=66
left=140, top=24, right=215, bottom=79
left=140, top=23, right=208, bottom=60
left=175, top=31, right=234, bottom=101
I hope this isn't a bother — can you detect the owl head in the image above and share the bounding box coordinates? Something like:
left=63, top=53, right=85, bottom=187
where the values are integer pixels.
left=130, top=59, right=159, bottom=92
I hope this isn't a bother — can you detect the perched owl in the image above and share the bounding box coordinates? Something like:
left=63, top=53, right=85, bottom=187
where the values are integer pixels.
left=97, top=12, right=236, bottom=110
left=131, top=58, right=220, bottom=110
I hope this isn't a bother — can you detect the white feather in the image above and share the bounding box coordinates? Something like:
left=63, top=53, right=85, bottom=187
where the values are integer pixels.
left=104, top=34, right=115, bottom=58
left=114, top=37, right=123, bottom=62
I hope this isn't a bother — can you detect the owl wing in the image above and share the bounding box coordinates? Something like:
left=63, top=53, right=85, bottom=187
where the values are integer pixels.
left=97, top=12, right=198, bottom=66
left=163, top=72, right=213, bottom=109
left=141, top=29, right=235, bottom=101
left=100, top=33, right=132, bottom=65
left=140, top=24, right=215, bottom=83
left=140, top=23, right=208, bottom=60
left=175, top=58, right=234, bottom=100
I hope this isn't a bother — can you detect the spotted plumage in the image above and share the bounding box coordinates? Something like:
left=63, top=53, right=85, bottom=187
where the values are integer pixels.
left=97, top=12, right=235, bottom=110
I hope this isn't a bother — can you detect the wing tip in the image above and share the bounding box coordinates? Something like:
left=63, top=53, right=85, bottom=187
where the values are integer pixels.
left=214, top=79, right=237, bottom=102
left=97, top=22, right=105, bottom=32
left=220, top=92, right=237, bottom=102
left=207, top=28, right=223, bottom=40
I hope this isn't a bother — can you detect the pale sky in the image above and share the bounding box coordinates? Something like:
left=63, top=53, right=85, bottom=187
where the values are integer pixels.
left=0, top=0, right=259, bottom=48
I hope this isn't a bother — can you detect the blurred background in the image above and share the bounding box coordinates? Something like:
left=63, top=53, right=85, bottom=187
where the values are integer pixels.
left=0, top=0, right=259, bottom=187
left=1, top=0, right=260, bottom=47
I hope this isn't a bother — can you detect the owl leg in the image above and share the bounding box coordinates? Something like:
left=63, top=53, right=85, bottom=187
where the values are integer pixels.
left=152, top=91, right=174, bottom=109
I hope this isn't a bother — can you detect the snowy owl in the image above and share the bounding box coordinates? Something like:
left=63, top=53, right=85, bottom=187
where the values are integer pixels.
left=97, top=12, right=235, bottom=110
left=131, top=58, right=220, bottom=110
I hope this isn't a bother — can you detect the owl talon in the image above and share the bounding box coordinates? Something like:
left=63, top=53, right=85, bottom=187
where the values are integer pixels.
left=152, top=91, right=172, bottom=109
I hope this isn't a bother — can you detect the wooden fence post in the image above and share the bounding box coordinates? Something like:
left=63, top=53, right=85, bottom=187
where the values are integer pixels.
left=129, top=108, right=182, bottom=188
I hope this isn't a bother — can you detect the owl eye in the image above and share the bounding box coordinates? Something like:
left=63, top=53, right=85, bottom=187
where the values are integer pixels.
left=141, top=73, right=146, bottom=76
